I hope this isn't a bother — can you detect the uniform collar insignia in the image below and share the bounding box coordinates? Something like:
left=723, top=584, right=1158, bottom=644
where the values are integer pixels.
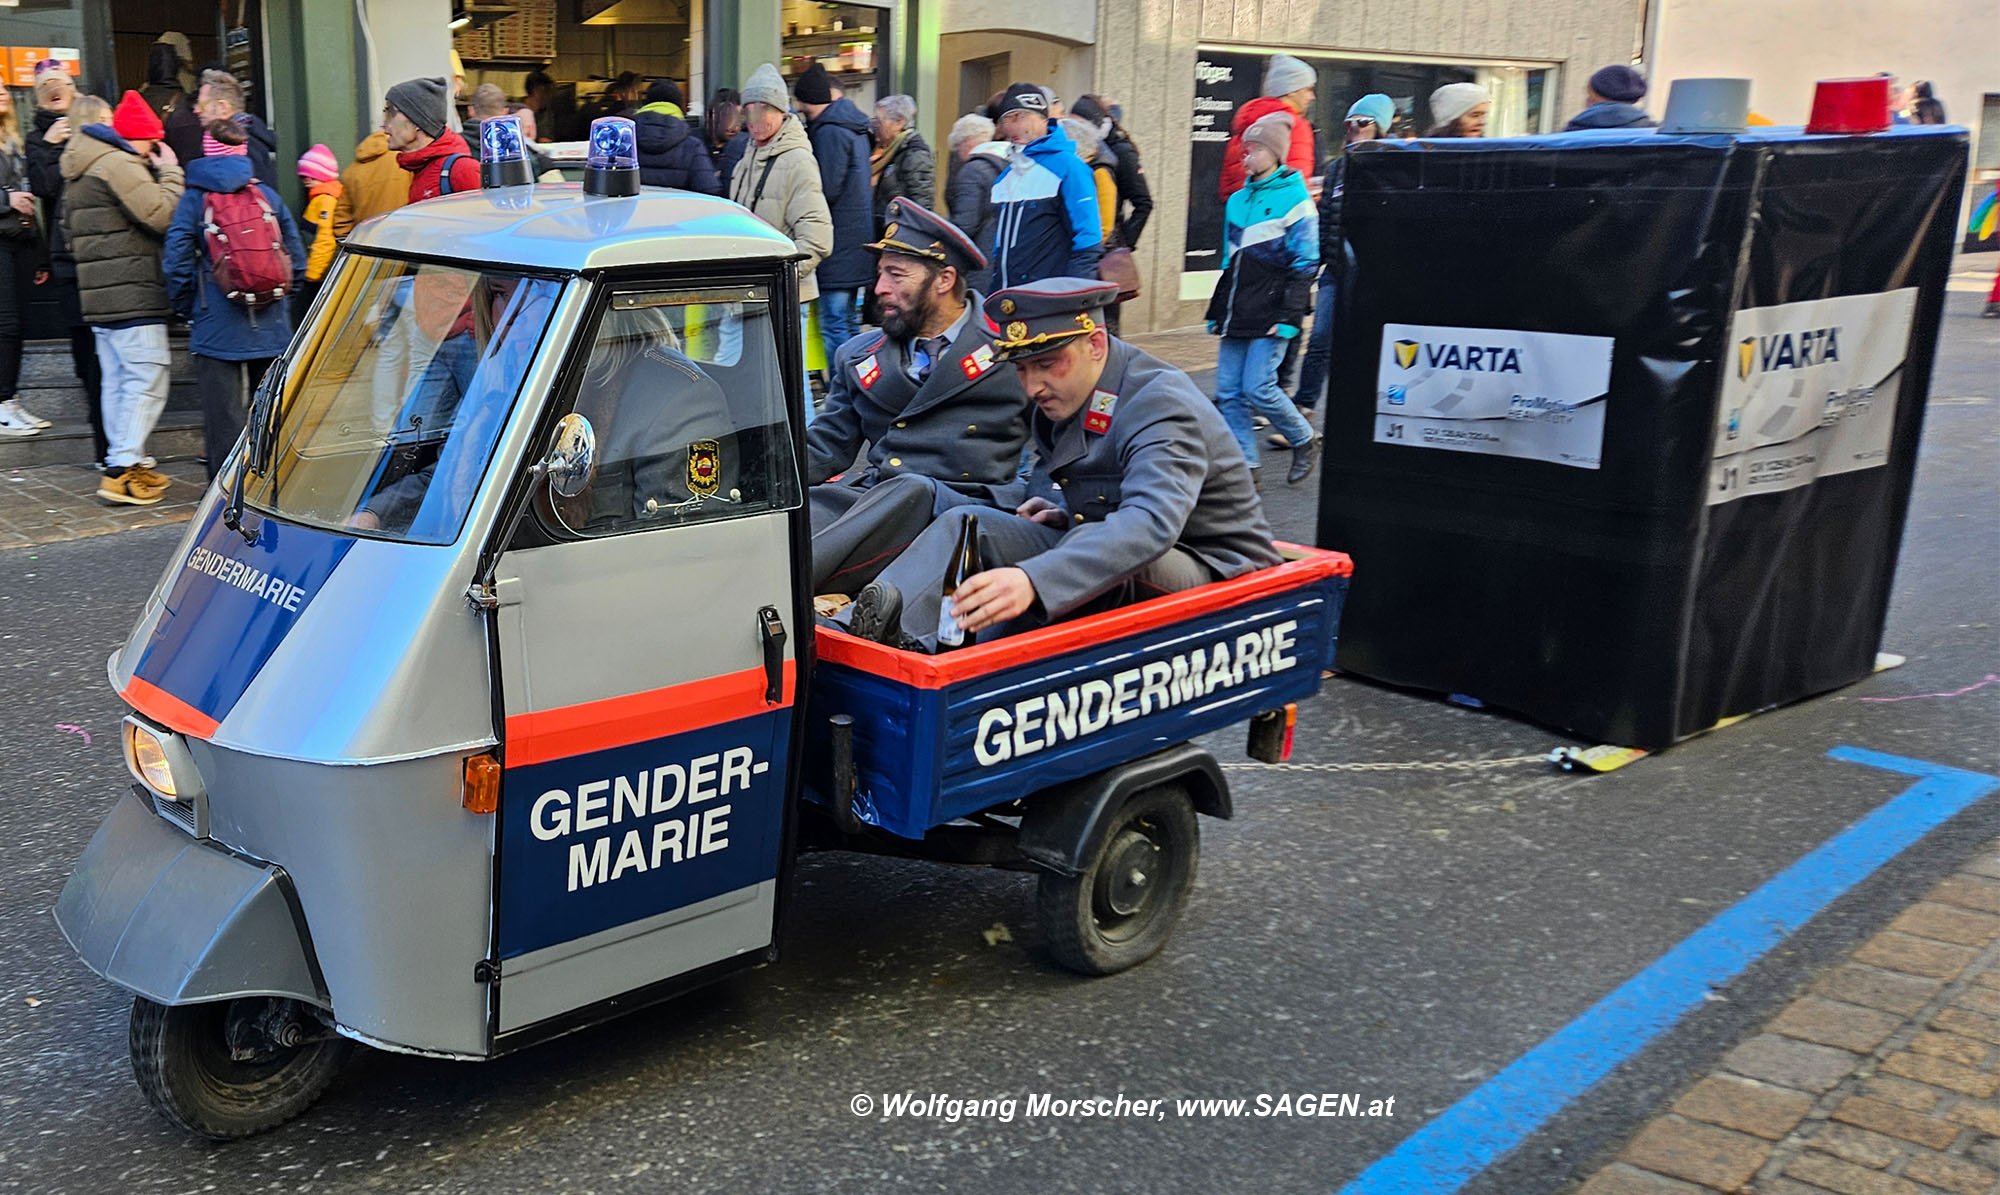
left=1083, top=388, right=1117, bottom=435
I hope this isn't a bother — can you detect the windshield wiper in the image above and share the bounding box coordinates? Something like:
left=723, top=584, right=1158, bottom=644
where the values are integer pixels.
left=223, top=364, right=286, bottom=544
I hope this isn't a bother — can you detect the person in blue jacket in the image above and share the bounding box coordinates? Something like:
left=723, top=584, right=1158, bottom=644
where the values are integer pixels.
left=984, top=82, right=1102, bottom=292
left=793, top=63, right=874, bottom=369
left=633, top=79, right=719, bottom=194
left=1205, top=110, right=1317, bottom=485
left=161, top=119, right=305, bottom=479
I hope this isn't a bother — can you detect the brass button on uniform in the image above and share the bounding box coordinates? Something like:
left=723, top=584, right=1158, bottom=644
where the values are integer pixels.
left=966, top=424, right=978, bottom=433
left=894, top=421, right=907, bottom=428
left=1073, top=513, right=1085, bottom=525
left=888, top=457, right=902, bottom=467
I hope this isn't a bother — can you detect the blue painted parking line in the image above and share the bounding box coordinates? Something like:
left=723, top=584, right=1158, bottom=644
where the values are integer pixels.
left=1336, top=746, right=2000, bottom=1195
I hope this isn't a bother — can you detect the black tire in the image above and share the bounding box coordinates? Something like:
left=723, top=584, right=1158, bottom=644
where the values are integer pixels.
left=129, top=997, right=351, bottom=1140
left=1036, top=784, right=1199, bottom=975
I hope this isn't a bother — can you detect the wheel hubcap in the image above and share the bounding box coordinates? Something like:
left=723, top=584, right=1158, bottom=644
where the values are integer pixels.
left=1097, top=826, right=1163, bottom=921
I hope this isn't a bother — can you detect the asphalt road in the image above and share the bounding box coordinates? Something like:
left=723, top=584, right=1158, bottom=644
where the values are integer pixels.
left=0, top=292, right=1993, bottom=1194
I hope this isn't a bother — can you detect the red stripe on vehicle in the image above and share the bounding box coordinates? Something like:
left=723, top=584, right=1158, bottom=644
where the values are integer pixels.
left=122, top=676, right=222, bottom=740
left=505, top=664, right=795, bottom=767
left=815, top=543, right=1352, bottom=688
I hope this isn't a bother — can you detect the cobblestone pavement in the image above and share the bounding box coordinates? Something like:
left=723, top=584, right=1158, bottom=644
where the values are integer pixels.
left=1582, top=842, right=2000, bottom=1195
left=0, top=459, right=210, bottom=551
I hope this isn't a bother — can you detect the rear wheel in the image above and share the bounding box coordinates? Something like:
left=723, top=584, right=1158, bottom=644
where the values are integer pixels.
left=129, top=996, right=351, bottom=1140
left=1037, top=784, right=1199, bottom=975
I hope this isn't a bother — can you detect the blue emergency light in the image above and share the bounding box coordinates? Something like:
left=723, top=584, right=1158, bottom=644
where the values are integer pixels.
left=478, top=113, right=535, bottom=189
left=584, top=116, right=641, bottom=197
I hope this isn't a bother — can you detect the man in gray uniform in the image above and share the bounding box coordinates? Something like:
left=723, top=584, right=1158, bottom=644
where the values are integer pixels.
left=844, top=277, right=1281, bottom=651
left=809, top=197, right=1030, bottom=595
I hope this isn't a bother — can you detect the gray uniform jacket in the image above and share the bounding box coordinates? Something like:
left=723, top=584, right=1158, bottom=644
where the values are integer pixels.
left=806, top=299, right=1030, bottom=502
left=1024, top=338, right=1281, bottom=617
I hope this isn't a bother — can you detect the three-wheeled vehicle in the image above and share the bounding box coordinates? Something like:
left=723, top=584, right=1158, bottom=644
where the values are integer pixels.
left=53, top=128, right=1351, bottom=1139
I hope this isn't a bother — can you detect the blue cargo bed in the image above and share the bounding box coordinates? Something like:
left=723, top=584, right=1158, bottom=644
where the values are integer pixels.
left=805, top=545, right=1352, bottom=840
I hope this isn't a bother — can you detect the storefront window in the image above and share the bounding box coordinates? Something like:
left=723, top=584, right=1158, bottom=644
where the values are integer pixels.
left=456, top=0, right=696, bottom=143
left=1184, top=47, right=1556, bottom=289
left=780, top=0, right=890, bottom=110
left=2, top=2, right=86, bottom=95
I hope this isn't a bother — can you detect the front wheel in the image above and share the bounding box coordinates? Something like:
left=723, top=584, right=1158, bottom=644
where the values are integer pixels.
left=1037, top=784, right=1199, bottom=975
left=129, top=996, right=352, bottom=1140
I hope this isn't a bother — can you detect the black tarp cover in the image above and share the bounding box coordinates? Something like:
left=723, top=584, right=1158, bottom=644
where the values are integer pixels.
left=1316, top=126, right=1969, bottom=748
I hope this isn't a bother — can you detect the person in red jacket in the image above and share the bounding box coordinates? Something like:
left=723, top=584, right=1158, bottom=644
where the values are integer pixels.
left=382, top=77, right=479, bottom=203
left=1218, top=54, right=1317, bottom=200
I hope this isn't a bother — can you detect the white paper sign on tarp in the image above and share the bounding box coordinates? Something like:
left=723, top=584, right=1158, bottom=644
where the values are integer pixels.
left=1706, top=288, right=1917, bottom=506
left=1373, top=323, right=1615, bottom=470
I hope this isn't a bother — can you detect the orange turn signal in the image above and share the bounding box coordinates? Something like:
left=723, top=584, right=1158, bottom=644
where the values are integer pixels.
left=462, top=752, right=501, bottom=814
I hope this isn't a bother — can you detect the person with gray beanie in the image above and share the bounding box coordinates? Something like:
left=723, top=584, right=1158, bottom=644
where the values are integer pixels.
left=728, top=63, right=832, bottom=418
left=1564, top=65, right=1658, bottom=131
left=1426, top=82, right=1492, bottom=137
left=384, top=77, right=479, bottom=202
left=1219, top=53, right=1318, bottom=199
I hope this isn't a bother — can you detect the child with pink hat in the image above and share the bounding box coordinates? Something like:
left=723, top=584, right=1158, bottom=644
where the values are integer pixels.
left=294, top=143, right=343, bottom=321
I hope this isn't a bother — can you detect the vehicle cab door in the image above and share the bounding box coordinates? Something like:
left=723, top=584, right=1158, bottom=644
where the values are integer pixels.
left=485, top=278, right=808, bottom=1038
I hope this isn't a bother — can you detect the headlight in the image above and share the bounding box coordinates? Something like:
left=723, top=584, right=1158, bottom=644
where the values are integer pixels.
left=124, top=720, right=182, bottom=799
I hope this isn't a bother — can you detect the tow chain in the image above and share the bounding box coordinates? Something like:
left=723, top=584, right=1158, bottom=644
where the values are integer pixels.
left=1222, top=754, right=1553, bottom=773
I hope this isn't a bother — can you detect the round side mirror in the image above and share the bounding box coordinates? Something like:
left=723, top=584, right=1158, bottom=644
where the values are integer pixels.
left=541, top=412, right=597, bottom=499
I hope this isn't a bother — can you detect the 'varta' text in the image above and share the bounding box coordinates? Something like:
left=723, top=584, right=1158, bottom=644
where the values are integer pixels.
left=1757, top=327, right=1841, bottom=372
left=1426, top=344, right=1522, bottom=373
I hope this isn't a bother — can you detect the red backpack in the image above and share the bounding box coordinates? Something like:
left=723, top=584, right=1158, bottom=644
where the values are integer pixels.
left=201, top=183, right=293, bottom=308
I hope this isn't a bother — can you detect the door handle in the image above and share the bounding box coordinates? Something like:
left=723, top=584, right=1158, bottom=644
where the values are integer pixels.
left=757, top=605, right=788, bottom=704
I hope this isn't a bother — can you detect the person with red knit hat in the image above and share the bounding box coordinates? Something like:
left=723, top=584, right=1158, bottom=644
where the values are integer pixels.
left=60, top=90, right=184, bottom=505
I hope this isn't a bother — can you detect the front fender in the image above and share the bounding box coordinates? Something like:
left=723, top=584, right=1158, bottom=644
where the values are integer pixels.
left=1016, top=743, right=1230, bottom=877
left=54, top=792, right=327, bottom=1008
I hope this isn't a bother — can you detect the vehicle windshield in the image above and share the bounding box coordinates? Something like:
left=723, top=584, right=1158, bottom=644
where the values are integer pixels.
left=238, top=254, right=564, bottom=544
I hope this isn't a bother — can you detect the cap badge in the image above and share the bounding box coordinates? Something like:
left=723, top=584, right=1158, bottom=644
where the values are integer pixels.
left=1006, top=321, right=1030, bottom=342
left=999, top=298, right=1016, bottom=315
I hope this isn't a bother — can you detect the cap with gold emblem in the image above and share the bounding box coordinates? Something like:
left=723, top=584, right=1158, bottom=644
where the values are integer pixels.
left=983, top=277, right=1121, bottom=361
left=865, top=197, right=988, bottom=276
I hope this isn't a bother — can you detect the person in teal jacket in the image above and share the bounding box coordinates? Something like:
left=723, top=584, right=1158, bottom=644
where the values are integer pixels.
left=1205, top=110, right=1318, bottom=484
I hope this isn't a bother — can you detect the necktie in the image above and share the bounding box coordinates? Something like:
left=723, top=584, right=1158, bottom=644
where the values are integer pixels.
left=913, top=335, right=947, bottom=383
